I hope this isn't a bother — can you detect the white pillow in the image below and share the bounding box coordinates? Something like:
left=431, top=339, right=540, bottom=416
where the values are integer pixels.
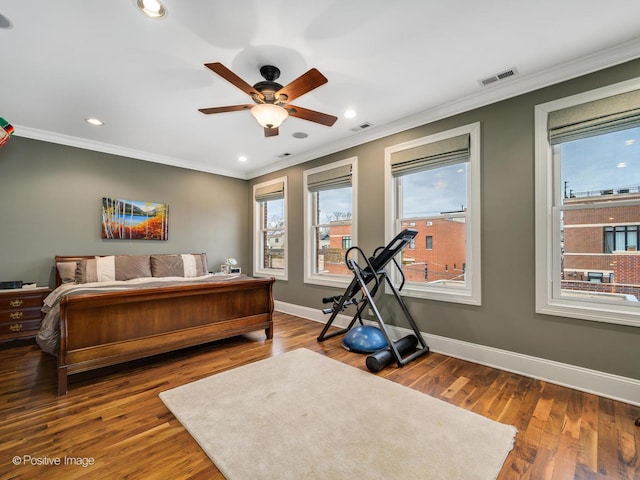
left=181, top=254, right=198, bottom=277
left=95, top=255, right=116, bottom=282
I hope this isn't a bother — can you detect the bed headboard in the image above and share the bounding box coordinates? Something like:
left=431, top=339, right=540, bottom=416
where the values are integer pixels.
left=54, top=253, right=210, bottom=287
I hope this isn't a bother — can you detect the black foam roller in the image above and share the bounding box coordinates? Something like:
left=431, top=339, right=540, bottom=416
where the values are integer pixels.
left=365, top=334, right=419, bottom=372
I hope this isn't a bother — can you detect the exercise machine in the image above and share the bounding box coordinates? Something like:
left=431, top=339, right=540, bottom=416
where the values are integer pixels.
left=317, top=229, right=429, bottom=371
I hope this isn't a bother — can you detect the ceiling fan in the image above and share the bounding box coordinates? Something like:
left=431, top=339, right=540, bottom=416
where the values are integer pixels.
left=198, top=62, right=338, bottom=137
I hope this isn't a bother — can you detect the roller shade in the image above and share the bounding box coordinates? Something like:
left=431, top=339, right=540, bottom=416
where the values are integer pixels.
left=255, top=181, right=285, bottom=202
left=307, top=164, right=352, bottom=192
left=548, top=89, right=640, bottom=145
left=391, top=134, right=470, bottom=177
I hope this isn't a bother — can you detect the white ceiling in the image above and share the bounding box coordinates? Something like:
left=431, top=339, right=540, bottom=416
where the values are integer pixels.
left=2, top=1, right=640, bottom=179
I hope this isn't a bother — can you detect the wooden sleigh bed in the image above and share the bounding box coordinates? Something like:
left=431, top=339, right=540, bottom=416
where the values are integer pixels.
left=39, top=254, right=275, bottom=395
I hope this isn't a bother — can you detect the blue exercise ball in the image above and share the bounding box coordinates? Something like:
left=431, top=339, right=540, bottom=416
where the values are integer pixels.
left=342, top=325, right=388, bottom=353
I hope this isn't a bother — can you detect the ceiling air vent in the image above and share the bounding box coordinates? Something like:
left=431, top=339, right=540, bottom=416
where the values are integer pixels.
left=351, top=122, right=373, bottom=132
left=479, top=67, right=518, bottom=87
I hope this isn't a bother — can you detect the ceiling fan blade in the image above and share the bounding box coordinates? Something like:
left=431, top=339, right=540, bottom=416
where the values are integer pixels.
left=264, top=126, right=279, bottom=137
left=287, top=105, right=338, bottom=127
left=276, top=68, right=328, bottom=102
left=198, top=105, right=253, bottom=115
left=204, top=62, right=259, bottom=98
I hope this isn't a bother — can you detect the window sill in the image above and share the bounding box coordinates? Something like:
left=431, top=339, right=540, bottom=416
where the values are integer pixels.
left=396, top=284, right=481, bottom=306
left=304, top=274, right=351, bottom=289
left=254, top=269, right=287, bottom=281
left=537, top=299, right=640, bottom=328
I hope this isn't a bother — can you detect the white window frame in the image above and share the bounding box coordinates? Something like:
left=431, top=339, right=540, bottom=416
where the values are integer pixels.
left=534, top=78, right=640, bottom=327
left=384, top=122, right=481, bottom=305
left=303, top=157, right=358, bottom=288
left=253, top=176, right=288, bottom=280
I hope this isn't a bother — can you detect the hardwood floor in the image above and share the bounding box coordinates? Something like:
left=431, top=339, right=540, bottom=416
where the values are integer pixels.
left=1, top=312, right=638, bottom=479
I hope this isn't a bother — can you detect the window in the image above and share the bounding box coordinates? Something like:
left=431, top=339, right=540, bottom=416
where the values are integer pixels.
left=535, top=78, right=640, bottom=327
left=304, top=157, right=357, bottom=287
left=385, top=122, right=481, bottom=305
left=604, top=225, right=638, bottom=253
left=426, top=236, right=433, bottom=250
left=253, top=177, right=287, bottom=280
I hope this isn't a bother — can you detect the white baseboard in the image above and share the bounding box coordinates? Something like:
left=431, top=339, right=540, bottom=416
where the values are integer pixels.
left=275, top=300, right=640, bottom=406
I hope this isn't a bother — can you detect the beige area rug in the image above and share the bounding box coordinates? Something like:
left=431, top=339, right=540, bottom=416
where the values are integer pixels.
left=159, top=348, right=517, bottom=480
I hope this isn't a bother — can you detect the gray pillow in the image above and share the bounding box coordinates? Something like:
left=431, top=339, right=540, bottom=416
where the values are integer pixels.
left=150, top=254, right=183, bottom=277
left=76, top=259, right=98, bottom=283
left=56, top=261, right=78, bottom=284
left=150, top=254, right=209, bottom=277
left=115, top=255, right=152, bottom=280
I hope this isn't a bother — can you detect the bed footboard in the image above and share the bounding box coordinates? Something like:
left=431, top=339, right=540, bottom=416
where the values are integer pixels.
left=57, top=277, right=274, bottom=395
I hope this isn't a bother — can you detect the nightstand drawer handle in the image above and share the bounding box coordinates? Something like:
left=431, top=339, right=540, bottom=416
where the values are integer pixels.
left=9, top=299, right=24, bottom=307
left=10, top=323, right=23, bottom=332
left=9, top=311, right=24, bottom=320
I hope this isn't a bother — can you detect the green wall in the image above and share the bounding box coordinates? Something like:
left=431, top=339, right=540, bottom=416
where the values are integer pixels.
left=0, top=137, right=249, bottom=287
left=250, top=59, right=640, bottom=380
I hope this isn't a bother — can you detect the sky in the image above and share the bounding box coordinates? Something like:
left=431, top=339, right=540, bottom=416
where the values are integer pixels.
left=265, top=198, right=284, bottom=226
left=317, top=188, right=352, bottom=222
left=400, top=163, right=467, bottom=217
left=560, top=126, right=640, bottom=195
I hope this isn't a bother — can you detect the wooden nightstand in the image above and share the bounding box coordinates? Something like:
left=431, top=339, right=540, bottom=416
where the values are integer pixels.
left=0, top=287, right=51, bottom=341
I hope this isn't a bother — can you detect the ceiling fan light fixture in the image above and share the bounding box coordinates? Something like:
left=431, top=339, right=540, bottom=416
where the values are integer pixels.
left=251, top=104, right=288, bottom=129
left=136, top=0, right=166, bottom=18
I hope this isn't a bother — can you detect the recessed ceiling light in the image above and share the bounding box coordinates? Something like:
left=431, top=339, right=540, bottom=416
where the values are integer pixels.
left=344, top=109, right=357, bottom=119
left=238, top=156, right=247, bottom=162
left=85, top=118, right=104, bottom=126
left=625, top=139, right=635, bottom=146
left=136, top=0, right=166, bottom=19
left=292, top=132, right=308, bottom=139
left=617, top=162, right=627, bottom=168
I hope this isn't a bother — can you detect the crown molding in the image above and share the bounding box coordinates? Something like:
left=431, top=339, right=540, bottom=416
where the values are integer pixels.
left=11, top=37, right=640, bottom=181
left=13, top=125, right=247, bottom=179
left=247, top=37, right=640, bottom=179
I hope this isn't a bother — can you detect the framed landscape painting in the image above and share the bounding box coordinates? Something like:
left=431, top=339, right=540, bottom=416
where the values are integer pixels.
left=102, top=198, right=169, bottom=240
